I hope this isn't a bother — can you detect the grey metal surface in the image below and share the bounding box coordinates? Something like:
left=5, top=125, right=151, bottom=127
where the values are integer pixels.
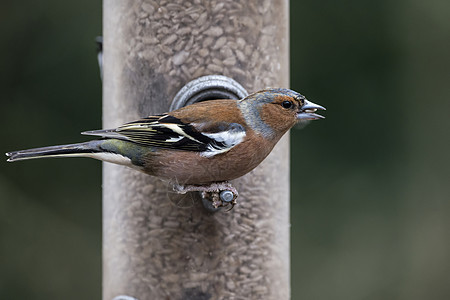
left=170, top=75, right=248, bottom=111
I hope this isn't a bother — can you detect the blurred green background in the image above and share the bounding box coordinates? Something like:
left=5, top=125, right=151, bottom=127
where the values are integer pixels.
left=1, top=0, right=449, bottom=299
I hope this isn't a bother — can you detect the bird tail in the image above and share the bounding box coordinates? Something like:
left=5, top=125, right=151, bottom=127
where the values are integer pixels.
left=6, top=141, right=102, bottom=162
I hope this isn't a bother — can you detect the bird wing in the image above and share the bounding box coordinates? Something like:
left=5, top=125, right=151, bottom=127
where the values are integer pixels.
left=82, top=114, right=246, bottom=157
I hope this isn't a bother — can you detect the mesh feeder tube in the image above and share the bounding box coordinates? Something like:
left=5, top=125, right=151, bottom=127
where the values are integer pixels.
left=103, top=0, right=290, bottom=299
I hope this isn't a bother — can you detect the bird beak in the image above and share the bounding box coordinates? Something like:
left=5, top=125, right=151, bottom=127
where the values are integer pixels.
left=296, top=99, right=326, bottom=120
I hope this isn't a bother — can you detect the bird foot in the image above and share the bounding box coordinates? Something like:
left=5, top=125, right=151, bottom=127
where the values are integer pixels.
left=173, top=182, right=238, bottom=211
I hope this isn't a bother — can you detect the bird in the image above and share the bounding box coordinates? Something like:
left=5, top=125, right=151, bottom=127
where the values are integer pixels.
left=6, top=88, right=325, bottom=208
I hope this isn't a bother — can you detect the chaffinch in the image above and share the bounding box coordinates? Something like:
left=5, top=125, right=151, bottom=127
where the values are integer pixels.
left=6, top=88, right=325, bottom=208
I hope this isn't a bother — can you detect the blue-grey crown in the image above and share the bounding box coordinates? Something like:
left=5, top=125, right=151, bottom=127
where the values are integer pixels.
left=248, top=88, right=305, bottom=104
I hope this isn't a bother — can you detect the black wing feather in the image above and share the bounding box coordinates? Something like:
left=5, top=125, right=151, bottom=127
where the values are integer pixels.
left=82, top=114, right=243, bottom=154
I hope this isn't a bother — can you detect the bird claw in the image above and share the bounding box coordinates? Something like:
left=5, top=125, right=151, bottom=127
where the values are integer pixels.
left=173, top=182, right=239, bottom=211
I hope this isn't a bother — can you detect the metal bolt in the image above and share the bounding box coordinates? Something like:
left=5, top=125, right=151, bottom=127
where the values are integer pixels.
left=220, top=190, right=234, bottom=202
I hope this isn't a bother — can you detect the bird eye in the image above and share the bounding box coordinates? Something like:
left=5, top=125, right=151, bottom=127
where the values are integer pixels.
left=281, top=100, right=293, bottom=109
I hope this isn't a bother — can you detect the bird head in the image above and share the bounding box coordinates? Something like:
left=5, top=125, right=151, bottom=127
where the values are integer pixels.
left=239, top=88, right=325, bottom=138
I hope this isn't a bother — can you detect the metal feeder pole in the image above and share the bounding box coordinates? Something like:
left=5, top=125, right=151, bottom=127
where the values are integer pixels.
left=103, top=1, right=290, bottom=299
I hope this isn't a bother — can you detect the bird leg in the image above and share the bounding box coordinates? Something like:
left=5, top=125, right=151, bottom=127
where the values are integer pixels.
left=173, top=182, right=239, bottom=210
